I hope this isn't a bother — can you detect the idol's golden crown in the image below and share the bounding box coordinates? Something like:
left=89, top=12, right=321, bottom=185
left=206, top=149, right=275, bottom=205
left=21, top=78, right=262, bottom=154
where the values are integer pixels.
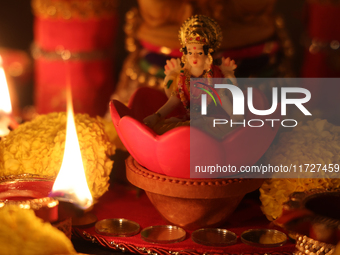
left=179, top=15, right=222, bottom=51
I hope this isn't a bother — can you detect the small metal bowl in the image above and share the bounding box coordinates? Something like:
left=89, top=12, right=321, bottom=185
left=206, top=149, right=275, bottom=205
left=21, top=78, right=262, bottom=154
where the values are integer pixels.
left=141, top=225, right=186, bottom=244
left=95, top=218, right=140, bottom=237
left=241, top=229, right=287, bottom=248
left=191, top=228, right=237, bottom=246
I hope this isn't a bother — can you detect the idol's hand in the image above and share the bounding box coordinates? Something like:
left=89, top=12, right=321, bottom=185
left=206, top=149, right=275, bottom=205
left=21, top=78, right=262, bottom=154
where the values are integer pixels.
left=164, top=58, right=181, bottom=76
left=219, top=57, right=237, bottom=80
left=143, top=113, right=162, bottom=128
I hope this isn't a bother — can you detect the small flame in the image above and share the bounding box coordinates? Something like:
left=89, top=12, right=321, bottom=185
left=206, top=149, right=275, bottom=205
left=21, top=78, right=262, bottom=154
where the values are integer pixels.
left=0, top=56, right=12, bottom=136
left=51, top=87, right=93, bottom=209
left=0, top=56, right=12, bottom=114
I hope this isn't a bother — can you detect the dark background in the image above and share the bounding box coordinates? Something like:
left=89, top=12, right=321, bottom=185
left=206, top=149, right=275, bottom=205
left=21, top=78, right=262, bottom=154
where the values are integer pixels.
left=0, top=0, right=305, bottom=82
left=0, top=1, right=306, bottom=254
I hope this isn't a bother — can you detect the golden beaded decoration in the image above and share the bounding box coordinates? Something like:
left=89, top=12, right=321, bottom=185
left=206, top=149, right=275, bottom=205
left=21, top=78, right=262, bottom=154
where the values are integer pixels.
left=31, top=0, right=117, bottom=19
left=295, top=234, right=335, bottom=255
left=178, top=15, right=222, bottom=51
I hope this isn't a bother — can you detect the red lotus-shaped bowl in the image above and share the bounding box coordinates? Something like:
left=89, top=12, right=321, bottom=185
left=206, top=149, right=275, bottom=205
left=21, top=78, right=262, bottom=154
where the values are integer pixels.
left=110, top=87, right=279, bottom=178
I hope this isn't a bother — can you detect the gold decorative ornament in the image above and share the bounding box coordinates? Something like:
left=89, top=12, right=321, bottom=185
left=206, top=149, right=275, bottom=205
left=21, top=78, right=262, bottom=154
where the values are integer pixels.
left=295, top=234, right=335, bottom=255
left=31, top=0, right=117, bottom=20
left=178, top=15, right=222, bottom=51
left=180, top=54, right=186, bottom=64
left=114, top=9, right=294, bottom=105
left=0, top=174, right=58, bottom=211
left=31, top=43, right=113, bottom=61
left=275, top=16, right=295, bottom=77
left=124, top=7, right=140, bottom=53
left=208, top=53, right=213, bottom=66
left=0, top=197, right=58, bottom=211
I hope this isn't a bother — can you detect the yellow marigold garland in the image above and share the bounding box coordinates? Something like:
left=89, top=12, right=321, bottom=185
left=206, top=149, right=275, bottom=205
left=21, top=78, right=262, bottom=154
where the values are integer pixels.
left=0, top=112, right=114, bottom=201
left=0, top=205, right=75, bottom=255
left=260, top=119, right=340, bottom=221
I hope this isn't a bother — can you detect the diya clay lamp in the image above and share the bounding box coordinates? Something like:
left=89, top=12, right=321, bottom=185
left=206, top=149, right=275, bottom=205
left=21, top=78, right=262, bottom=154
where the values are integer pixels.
left=0, top=174, right=58, bottom=222
left=110, top=87, right=278, bottom=229
left=277, top=189, right=340, bottom=246
left=126, top=156, right=264, bottom=230
left=0, top=174, right=73, bottom=238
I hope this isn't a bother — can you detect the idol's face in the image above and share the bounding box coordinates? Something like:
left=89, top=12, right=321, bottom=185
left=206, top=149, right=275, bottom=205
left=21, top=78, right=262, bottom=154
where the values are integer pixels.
left=186, top=44, right=207, bottom=70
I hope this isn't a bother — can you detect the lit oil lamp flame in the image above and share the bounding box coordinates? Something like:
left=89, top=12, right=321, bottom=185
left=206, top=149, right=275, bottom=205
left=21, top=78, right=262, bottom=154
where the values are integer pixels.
left=51, top=87, right=93, bottom=210
left=0, top=56, right=13, bottom=137
left=0, top=56, right=12, bottom=114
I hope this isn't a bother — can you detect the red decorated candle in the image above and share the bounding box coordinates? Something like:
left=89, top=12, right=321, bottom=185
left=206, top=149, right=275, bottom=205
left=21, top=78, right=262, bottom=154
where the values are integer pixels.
left=31, top=0, right=118, bottom=117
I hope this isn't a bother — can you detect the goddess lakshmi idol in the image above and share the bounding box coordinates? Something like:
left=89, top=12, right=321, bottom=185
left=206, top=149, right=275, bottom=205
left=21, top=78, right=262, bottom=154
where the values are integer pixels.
left=110, top=14, right=280, bottom=178
left=143, top=15, right=241, bottom=136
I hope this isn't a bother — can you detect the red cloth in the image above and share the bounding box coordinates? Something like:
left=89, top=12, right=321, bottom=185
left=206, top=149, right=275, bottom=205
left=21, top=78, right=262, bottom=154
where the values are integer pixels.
left=73, top=185, right=295, bottom=254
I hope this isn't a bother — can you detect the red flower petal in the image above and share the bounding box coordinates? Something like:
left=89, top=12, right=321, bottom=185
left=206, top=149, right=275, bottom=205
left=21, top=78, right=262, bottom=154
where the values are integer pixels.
left=110, top=87, right=280, bottom=178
